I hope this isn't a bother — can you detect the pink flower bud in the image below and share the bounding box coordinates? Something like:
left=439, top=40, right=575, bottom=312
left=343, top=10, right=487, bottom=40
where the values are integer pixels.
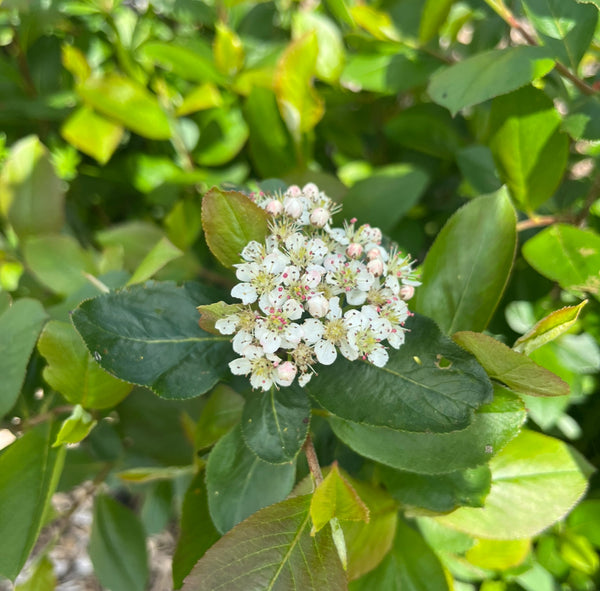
left=310, top=207, right=330, bottom=228
left=284, top=197, right=303, bottom=219
left=302, top=182, right=319, bottom=199
left=265, top=199, right=283, bottom=216
left=399, top=285, right=415, bottom=301
left=367, top=259, right=384, bottom=277
left=285, top=185, right=302, bottom=198
left=367, top=247, right=381, bottom=260
left=306, top=294, right=329, bottom=318
left=346, top=243, right=364, bottom=259
left=276, top=361, right=297, bottom=386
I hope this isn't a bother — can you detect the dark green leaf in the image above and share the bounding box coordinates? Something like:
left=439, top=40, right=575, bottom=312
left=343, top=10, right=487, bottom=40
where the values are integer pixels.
left=522, top=224, right=600, bottom=301
left=0, top=298, right=48, bottom=419
left=522, top=0, right=597, bottom=70
left=308, top=314, right=493, bottom=433
left=488, top=86, right=569, bottom=212
left=453, top=331, right=569, bottom=397
left=329, top=386, right=525, bottom=474
left=350, top=519, right=450, bottom=591
left=206, top=426, right=296, bottom=533
left=342, top=165, right=429, bottom=233
left=172, top=470, right=220, bottom=589
left=428, top=46, right=555, bottom=115
left=181, top=495, right=346, bottom=591
left=0, top=135, right=65, bottom=238
left=241, top=385, right=311, bottom=464
left=456, top=145, right=502, bottom=195
left=564, top=96, right=600, bottom=140
left=71, top=281, right=230, bottom=400
left=0, top=424, right=65, bottom=581
left=380, top=464, right=492, bottom=514
left=415, top=189, right=517, bottom=334
left=419, top=0, right=454, bottom=43
left=436, top=430, right=593, bottom=539
left=77, top=74, right=171, bottom=140
left=89, top=495, right=149, bottom=591
left=196, top=383, right=244, bottom=450
left=201, top=187, right=270, bottom=269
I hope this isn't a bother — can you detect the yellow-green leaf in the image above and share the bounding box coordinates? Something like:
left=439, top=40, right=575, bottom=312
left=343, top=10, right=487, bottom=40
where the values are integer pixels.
left=53, top=405, right=97, bottom=447
left=213, top=23, right=244, bottom=76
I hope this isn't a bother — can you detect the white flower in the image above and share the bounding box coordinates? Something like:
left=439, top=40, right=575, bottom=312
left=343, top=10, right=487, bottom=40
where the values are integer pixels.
left=306, top=294, right=329, bottom=318
left=310, top=207, right=330, bottom=228
left=325, top=258, right=374, bottom=305
left=275, top=361, right=297, bottom=386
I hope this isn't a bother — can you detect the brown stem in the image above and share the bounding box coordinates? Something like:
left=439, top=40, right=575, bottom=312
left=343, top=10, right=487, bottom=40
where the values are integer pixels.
left=22, top=405, right=74, bottom=429
left=303, top=433, right=323, bottom=486
left=516, top=216, right=557, bottom=232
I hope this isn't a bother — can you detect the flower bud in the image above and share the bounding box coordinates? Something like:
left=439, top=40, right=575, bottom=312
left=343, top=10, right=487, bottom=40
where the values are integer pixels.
left=367, top=259, right=384, bottom=277
left=346, top=243, right=363, bottom=259
left=276, top=361, right=297, bottom=386
left=284, top=197, right=303, bottom=219
left=302, top=182, right=319, bottom=199
left=310, top=207, right=330, bottom=228
left=285, top=185, right=302, bottom=198
left=399, top=285, right=415, bottom=301
left=265, top=199, right=283, bottom=216
left=306, top=294, right=329, bottom=318
left=367, top=247, right=381, bottom=260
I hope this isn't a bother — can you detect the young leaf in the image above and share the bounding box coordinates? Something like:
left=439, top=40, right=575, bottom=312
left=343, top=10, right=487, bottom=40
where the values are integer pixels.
left=127, top=237, right=183, bottom=285
left=428, top=46, right=555, bottom=115
left=0, top=135, right=65, bottom=238
left=419, top=0, right=454, bottom=43
left=435, top=430, right=593, bottom=539
left=181, top=495, right=346, bottom=591
left=213, top=23, right=244, bottom=76
left=307, top=314, right=494, bottom=434
left=241, top=384, right=311, bottom=464
left=465, top=538, right=531, bottom=570
left=513, top=300, right=588, bottom=355
left=89, top=495, right=149, bottom=591
left=0, top=298, right=48, bottom=419
left=176, top=83, right=223, bottom=117
left=38, top=320, right=132, bottom=409
left=415, top=189, right=517, bottom=334
left=201, top=187, right=270, bottom=269
left=53, top=405, right=97, bottom=446
left=195, top=383, right=244, bottom=450
left=172, top=470, right=220, bottom=589
left=14, top=556, right=56, bottom=591
left=0, top=424, right=65, bottom=581
left=206, top=426, right=296, bottom=533
left=310, top=464, right=370, bottom=534
left=522, top=224, right=600, bottom=301
left=71, top=281, right=231, bottom=400
left=453, top=331, right=569, bottom=397
left=77, top=74, right=171, bottom=140
left=329, top=386, right=525, bottom=475
left=488, top=86, right=569, bottom=212
left=196, top=301, right=243, bottom=335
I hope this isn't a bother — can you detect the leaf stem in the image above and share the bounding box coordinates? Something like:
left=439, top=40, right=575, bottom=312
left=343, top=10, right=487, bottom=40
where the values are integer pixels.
left=22, top=405, right=74, bottom=430
left=303, top=433, right=323, bottom=486
left=516, top=215, right=557, bottom=232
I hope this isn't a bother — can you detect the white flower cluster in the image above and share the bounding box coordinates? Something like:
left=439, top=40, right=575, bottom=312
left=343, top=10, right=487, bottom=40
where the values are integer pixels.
left=215, top=183, right=420, bottom=391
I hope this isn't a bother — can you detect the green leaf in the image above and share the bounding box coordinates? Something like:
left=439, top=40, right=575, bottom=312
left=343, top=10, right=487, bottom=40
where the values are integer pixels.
left=14, top=556, right=56, bottom=591
left=127, top=236, right=183, bottom=285
left=350, top=5, right=400, bottom=41
left=176, top=83, right=222, bottom=117
left=23, top=234, right=96, bottom=295
left=428, top=46, right=555, bottom=115
left=38, top=320, right=132, bottom=409
left=181, top=494, right=346, bottom=591
left=453, top=331, right=569, bottom=397
left=274, top=32, right=324, bottom=140
left=342, top=164, right=429, bottom=233
left=53, top=404, right=97, bottom=446
left=0, top=298, right=48, bottom=419
left=568, top=500, right=600, bottom=548
left=172, top=470, right=220, bottom=589
left=201, top=187, right=270, bottom=269
left=195, top=383, right=244, bottom=450
left=513, top=300, right=588, bottom=355
left=329, top=386, right=525, bottom=475
left=77, top=74, right=171, bottom=140
left=419, top=0, right=454, bottom=43
left=71, top=281, right=231, bottom=400
left=0, top=135, right=65, bottom=238
left=61, top=106, right=123, bottom=164
left=576, top=0, right=600, bottom=8
left=214, top=22, right=244, bottom=76
left=311, top=464, right=370, bottom=533
left=292, top=12, right=345, bottom=83
left=61, top=44, right=90, bottom=82
left=488, top=86, right=569, bottom=212
left=522, top=0, right=597, bottom=70
left=559, top=532, right=599, bottom=574
left=0, top=424, right=65, bottom=581
left=194, top=106, right=249, bottom=166
left=465, top=538, right=531, bottom=570
left=380, top=464, right=492, bottom=514
left=350, top=519, right=450, bottom=591
left=308, top=314, right=493, bottom=433
left=324, top=0, right=354, bottom=26
left=435, top=430, right=593, bottom=539
left=196, top=301, right=243, bottom=335
left=522, top=224, right=600, bottom=301
left=89, top=494, right=149, bottom=591
left=415, top=189, right=517, bottom=334
left=206, top=426, right=296, bottom=533
left=456, top=145, right=502, bottom=195
left=116, top=466, right=194, bottom=483
left=241, top=385, right=311, bottom=464
left=564, top=96, right=600, bottom=140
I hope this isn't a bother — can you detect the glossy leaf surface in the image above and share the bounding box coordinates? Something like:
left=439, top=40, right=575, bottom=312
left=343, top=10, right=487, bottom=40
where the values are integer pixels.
left=195, top=384, right=244, bottom=450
